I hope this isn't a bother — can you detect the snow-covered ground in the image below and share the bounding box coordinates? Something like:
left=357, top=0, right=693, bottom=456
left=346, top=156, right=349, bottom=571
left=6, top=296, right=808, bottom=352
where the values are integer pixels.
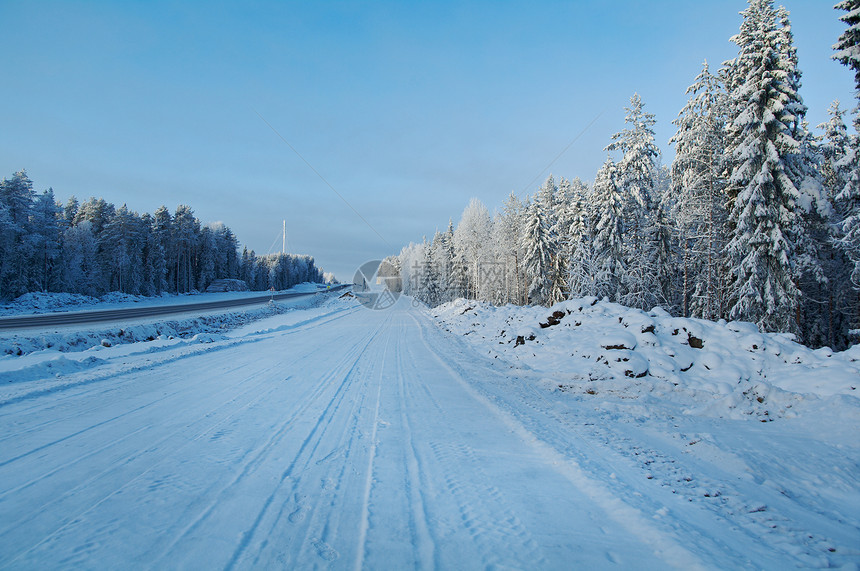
left=0, top=293, right=857, bottom=568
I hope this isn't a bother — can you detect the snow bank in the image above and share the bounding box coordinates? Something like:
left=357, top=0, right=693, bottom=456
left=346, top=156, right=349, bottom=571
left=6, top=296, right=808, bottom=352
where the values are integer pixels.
left=432, top=297, right=860, bottom=420
left=0, top=282, right=327, bottom=316
left=0, top=288, right=328, bottom=357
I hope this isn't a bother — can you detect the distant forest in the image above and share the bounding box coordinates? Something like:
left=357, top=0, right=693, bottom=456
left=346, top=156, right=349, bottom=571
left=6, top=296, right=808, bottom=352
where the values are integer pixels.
left=0, top=171, right=327, bottom=301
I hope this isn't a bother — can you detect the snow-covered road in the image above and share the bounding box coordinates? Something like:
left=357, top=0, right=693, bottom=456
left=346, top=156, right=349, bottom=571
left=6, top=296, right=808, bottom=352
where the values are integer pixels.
left=0, top=297, right=856, bottom=569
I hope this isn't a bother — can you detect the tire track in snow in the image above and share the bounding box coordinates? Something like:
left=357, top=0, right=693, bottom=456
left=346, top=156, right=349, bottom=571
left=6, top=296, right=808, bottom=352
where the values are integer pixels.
left=391, top=317, right=437, bottom=569
left=408, top=310, right=707, bottom=570
left=0, top=356, right=261, bottom=447
left=157, top=314, right=390, bottom=568
left=402, top=310, right=543, bottom=568
left=0, top=357, right=283, bottom=529
left=352, top=318, right=391, bottom=571
left=0, top=312, right=362, bottom=567
left=230, top=315, right=394, bottom=569
left=1, top=364, right=287, bottom=568
left=0, top=303, right=360, bottom=468
left=0, top=302, right=359, bottom=412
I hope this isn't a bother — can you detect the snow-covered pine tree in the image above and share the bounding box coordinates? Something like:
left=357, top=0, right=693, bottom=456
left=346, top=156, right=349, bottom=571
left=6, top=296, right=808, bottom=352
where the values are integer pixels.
left=670, top=61, right=729, bottom=320
left=418, top=237, right=437, bottom=305
left=539, top=175, right=568, bottom=304
left=590, top=157, right=625, bottom=302
left=723, top=0, right=805, bottom=334
left=139, top=213, right=162, bottom=296
left=172, top=205, right=199, bottom=293
left=198, top=226, right=218, bottom=292
left=776, top=7, right=832, bottom=342
left=836, top=122, right=860, bottom=330
left=99, top=205, right=140, bottom=293
left=819, top=102, right=852, bottom=202
left=605, top=93, right=662, bottom=310
left=520, top=200, right=554, bottom=306
left=564, top=180, right=598, bottom=299
left=441, top=219, right=463, bottom=302
left=832, top=1, right=860, bottom=333
left=498, top=193, right=525, bottom=304
left=61, top=221, right=101, bottom=296
left=74, top=197, right=115, bottom=236
left=62, top=196, right=78, bottom=229
left=430, top=230, right=452, bottom=305
left=652, top=172, right=675, bottom=311
left=152, top=206, right=173, bottom=293
left=833, top=0, right=860, bottom=96
left=29, top=189, right=62, bottom=293
left=0, top=171, right=35, bottom=299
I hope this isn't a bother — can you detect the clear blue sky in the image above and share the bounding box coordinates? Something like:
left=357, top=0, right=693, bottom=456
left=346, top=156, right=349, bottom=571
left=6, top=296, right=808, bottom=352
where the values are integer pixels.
left=1, top=1, right=854, bottom=280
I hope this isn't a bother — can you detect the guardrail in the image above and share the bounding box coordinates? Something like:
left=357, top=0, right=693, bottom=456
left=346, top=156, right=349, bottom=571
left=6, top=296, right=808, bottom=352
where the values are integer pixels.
left=0, top=284, right=351, bottom=330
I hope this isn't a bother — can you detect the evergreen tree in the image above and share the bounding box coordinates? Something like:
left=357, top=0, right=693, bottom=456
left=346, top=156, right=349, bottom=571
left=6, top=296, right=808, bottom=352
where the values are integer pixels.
left=75, top=197, right=115, bottom=235
left=0, top=171, right=35, bottom=299
left=590, top=158, right=625, bottom=302
left=498, top=194, right=525, bottom=304
left=62, top=221, right=101, bottom=296
left=100, top=204, right=142, bottom=293
left=152, top=206, right=173, bottom=293
left=173, top=205, right=199, bottom=293
left=723, top=0, right=804, bottom=334
left=29, top=189, right=62, bottom=292
left=441, top=220, right=464, bottom=301
left=62, top=196, right=78, bottom=230
left=520, top=201, right=554, bottom=306
left=605, top=93, right=662, bottom=310
left=834, top=111, right=860, bottom=330
left=833, top=0, right=860, bottom=95
left=670, top=61, right=729, bottom=319
left=563, top=180, right=597, bottom=298
left=538, top=175, right=566, bottom=304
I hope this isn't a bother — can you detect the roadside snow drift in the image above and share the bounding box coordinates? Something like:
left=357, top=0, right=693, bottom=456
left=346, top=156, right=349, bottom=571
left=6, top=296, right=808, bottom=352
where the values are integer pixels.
left=433, top=297, right=860, bottom=420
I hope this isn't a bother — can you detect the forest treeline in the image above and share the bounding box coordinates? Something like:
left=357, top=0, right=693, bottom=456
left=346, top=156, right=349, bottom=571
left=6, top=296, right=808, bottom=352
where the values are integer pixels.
left=0, top=173, right=326, bottom=300
left=393, top=0, right=860, bottom=350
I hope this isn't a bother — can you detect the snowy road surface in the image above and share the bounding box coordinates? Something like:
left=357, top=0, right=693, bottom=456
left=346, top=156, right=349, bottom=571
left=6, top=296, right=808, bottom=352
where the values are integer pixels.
left=0, top=297, right=856, bottom=569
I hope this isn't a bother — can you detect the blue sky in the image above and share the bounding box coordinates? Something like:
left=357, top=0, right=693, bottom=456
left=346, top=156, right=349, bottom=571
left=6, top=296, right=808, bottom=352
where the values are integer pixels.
left=1, top=1, right=855, bottom=280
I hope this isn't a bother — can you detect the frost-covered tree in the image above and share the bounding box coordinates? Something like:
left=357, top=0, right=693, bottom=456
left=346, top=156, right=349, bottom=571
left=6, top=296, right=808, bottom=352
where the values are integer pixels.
left=833, top=0, right=860, bottom=96
left=670, top=61, right=729, bottom=319
left=173, top=205, right=199, bottom=293
left=495, top=193, right=524, bottom=304
left=29, top=189, right=62, bottom=292
left=723, top=0, right=804, bottom=334
left=536, top=175, right=566, bottom=304
left=62, top=221, right=101, bottom=296
left=62, top=196, right=79, bottom=229
left=590, top=158, right=625, bottom=301
left=442, top=220, right=466, bottom=301
left=0, top=171, right=35, bottom=299
left=520, top=200, right=554, bottom=305
left=100, top=204, right=143, bottom=293
left=834, top=113, right=860, bottom=332
left=605, top=93, right=662, bottom=310
left=74, top=197, right=115, bottom=236
left=453, top=198, right=492, bottom=300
